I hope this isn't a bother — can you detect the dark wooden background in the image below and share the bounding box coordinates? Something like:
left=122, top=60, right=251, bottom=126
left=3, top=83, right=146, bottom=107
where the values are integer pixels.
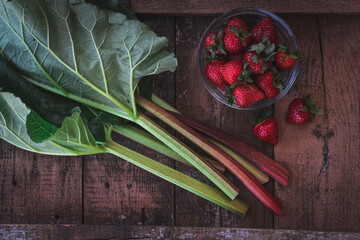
left=0, top=1, right=359, bottom=239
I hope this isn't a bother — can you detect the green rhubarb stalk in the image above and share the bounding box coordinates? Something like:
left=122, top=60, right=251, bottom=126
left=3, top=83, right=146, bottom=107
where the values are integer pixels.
left=208, top=138, right=269, bottom=184
left=141, top=94, right=283, bottom=216
left=105, top=139, right=249, bottom=217
left=135, top=112, right=239, bottom=200
left=151, top=94, right=181, bottom=114
left=150, top=93, right=269, bottom=184
left=113, top=124, right=225, bottom=173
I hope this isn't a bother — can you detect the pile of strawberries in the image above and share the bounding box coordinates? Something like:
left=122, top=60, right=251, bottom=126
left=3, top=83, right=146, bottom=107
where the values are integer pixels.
left=204, top=16, right=323, bottom=145
left=204, top=16, right=300, bottom=108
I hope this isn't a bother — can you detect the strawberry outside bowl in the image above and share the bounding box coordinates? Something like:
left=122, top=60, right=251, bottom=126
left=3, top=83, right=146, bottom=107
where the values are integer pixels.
left=197, top=8, right=300, bottom=110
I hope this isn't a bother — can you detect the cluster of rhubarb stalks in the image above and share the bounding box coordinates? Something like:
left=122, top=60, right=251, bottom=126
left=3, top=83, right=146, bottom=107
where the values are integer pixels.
left=133, top=94, right=289, bottom=216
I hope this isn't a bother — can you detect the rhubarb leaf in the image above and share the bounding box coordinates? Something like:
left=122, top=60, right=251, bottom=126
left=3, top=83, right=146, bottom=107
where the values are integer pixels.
left=0, top=0, right=177, bottom=119
left=0, top=90, right=106, bottom=155
left=48, top=111, right=106, bottom=154
left=0, top=92, right=74, bottom=155
left=26, top=110, right=58, bottom=143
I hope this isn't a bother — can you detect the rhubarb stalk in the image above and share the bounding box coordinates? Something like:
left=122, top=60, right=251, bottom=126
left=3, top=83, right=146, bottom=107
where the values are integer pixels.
left=151, top=94, right=269, bottom=185
left=137, top=94, right=283, bottom=216
left=105, top=139, right=249, bottom=217
left=167, top=111, right=290, bottom=186
left=136, top=112, right=239, bottom=200
left=113, top=124, right=225, bottom=173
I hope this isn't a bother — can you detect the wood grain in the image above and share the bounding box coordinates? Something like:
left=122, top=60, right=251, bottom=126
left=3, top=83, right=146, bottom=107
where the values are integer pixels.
left=131, top=0, right=360, bottom=14
left=0, top=141, right=82, bottom=223
left=82, top=16, right=177, bottom=225
left=1, top=224, right=359, bottom=240
left=174, top=16, right=274, bottom=227
left=274, top=15, right=360, bottom=231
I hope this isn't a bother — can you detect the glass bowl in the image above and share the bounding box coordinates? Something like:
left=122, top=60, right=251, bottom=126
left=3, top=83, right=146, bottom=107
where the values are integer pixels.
left=197, top=8, right=300, bottom=110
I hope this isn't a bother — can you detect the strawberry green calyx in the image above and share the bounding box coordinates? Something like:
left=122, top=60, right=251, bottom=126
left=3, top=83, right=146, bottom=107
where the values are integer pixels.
left=246, top=37, right=276, bottom=74
left=230, top=26, right=251, bottom=47
left=205, top=30, right=227, bottom=61
left=302, top=95, right=324, bottom=119
left=278, top=44, right=300, bottom=60
left=248, top=37, right=276, bottom=61
left=272, top=71, right=285, bottom=92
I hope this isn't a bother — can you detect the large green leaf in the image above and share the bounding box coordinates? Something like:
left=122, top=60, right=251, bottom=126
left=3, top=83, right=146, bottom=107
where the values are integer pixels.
left=0, top=91, right=106, bottom=155
left=0, top=0, right=177, bottom=119
left=49, top=110, right=106, bottom=154
left=26, top=110, right=58, bottom=143
left=0, top=53, right=125, bottom=142
left=0, top=92, right=73, bottom=154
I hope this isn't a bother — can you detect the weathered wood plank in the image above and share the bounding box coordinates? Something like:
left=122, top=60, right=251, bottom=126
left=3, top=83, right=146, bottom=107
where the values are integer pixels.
left=131, top=0, right=360, bottom=15
left=274, top=15, right=360, bottom=231
left=82, top=16, right=177, bottom=225
left=174, top=16, right=274, bottom=227
left=0, top=141, right=82, bottom=223
left=1, top=224, right=359, bottom=240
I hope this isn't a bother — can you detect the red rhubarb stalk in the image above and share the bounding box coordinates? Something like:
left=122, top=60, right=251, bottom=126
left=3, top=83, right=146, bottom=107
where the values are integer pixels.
left=167, top=111, right=289, bottom=186
left=136, top=95, right=283, bottom=216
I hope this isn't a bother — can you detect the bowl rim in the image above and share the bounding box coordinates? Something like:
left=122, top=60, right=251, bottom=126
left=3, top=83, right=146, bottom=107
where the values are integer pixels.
left=197, top=7, right=300, bottom=110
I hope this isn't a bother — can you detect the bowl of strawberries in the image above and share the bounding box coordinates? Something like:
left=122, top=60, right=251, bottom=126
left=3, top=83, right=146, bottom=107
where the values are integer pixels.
left=198, top=8, right=300, bottom=109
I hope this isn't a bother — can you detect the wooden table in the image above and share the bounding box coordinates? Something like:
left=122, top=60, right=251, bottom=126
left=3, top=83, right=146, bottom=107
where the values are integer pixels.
left=1, top=1, right=360, bottom=239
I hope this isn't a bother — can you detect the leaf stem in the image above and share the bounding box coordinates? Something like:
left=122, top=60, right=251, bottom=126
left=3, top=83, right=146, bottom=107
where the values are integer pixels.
left=113, top=124, right=225, bottom=173
left=151, top=93, right=269, bottom=184
left=208, top=138, right=269, bottom=185
left=168, top=111, right=289, bottom=186
left=105, top=139, right=249, bottom=217
left=22, top=76, right=134, bottom=121
left=134, top=111, right=239, bottom=200
left=151, top=94, right=180, bottom=113
left=141, top=94, right=282, bottom=215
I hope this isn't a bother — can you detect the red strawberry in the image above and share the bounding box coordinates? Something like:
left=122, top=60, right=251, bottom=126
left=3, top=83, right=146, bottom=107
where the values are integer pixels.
left=205, top=60, right=228, bottom=90
left=220, top=60, right=243, bottom=85
left=256, top=71, right=284, bottom=99
left=243, top=51, right=271, bottom=75
left=224, top=27, right=251, bottom=55
left=233, top=82, right=264, bottom=108
left=223, top=17, right=247, bottom=35
left=204, top=32, right=217, bottom=47
left=275, top=45, right=300, bottom=70
left=250, top=17, right=278, bottom=44
left=253, top=111, right=279, bottom=145
left=204, top=32, right=227, bottom=61
left=286, top=95, right=323, bottom=125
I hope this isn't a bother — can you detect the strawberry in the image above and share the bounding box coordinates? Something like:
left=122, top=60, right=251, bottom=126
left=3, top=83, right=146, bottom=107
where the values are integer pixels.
left=204, top=32, right=227, bottom=61
left=205, top=60, right=228, bottom=90
left=233, top=82, right=264, bottom=108
left=256, top=70, right=284, bottom=99
left=219, top=60, right=243, bottom=85
left=243, top=51, right=271, bottom=75
left=275, top=45, right=300, bottom=70
left=250, top=17, right=278, bottom=44
left=204, top=32, right=217, bottom=47
left=244, top=37, right=276, bottom=74
left=286, top=95, right=323, bottom=125
left=223, top=17, right=247, bottom=35
left=224, top=26, right=251, bottom=55
left=253, top=110, right=279, bottom=145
